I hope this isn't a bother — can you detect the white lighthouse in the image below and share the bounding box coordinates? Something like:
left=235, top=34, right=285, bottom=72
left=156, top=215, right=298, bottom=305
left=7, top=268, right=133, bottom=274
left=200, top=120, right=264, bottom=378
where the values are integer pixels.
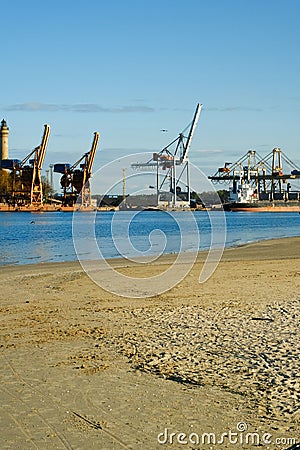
left=0, top=119, right=9, bottom=167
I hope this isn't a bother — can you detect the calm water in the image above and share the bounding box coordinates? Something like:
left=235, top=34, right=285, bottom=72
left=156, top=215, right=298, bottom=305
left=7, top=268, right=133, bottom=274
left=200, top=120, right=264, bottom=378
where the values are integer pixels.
left=0, top=211, right=299, bottom=266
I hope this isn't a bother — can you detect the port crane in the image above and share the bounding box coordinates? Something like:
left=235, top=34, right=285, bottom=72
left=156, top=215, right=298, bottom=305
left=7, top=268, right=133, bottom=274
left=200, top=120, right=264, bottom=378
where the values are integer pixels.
left=1, top=124, right=50, bottom=207
left=54, top=132, right=100, bottom=207
left=209, top=148, right=300, bottom=203
left=131, top=103, right=202, bottom=208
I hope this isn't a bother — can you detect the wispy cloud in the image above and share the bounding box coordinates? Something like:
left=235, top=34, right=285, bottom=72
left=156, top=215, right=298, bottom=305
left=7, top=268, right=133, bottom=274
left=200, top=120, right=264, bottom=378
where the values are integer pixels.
left=103, top=147, right=155, bottom=153
left=4, top=103, right=265, bottom=114
left=4, top=102, right=154, bottom=113
left=205, top=106, right=263, bottom=112
left=193, top=148, right=224, bottom=154
left=5, top=103, right=62, bottom=112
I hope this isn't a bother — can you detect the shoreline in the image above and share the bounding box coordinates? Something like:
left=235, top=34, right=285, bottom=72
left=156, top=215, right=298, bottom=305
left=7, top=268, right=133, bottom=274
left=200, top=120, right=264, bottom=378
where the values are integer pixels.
left=1, top=235, right=300, bottom=270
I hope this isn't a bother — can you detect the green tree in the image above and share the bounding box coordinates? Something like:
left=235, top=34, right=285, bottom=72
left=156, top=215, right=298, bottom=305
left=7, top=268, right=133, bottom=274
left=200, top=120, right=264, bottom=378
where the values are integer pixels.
left=196, top=190, right=229, bottom=206
left=217, top=189, right=229, bottom=203
left=0, top=170, right=12, bottom=195
left=41, top=175, right=55, bottom=201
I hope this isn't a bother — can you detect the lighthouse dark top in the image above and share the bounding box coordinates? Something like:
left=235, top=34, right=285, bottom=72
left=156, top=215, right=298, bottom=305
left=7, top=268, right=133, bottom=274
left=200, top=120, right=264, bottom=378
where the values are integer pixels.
left=1, top=119, right=8, bottom=129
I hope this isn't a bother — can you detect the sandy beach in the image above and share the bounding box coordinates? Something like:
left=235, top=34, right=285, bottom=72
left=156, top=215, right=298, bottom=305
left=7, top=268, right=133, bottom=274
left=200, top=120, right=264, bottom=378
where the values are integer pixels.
left=1, top=237, right=300, bottom=449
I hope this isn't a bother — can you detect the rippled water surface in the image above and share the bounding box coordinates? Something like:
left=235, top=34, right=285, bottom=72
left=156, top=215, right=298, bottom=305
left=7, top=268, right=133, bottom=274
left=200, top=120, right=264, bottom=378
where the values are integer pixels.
left=0, top=211, right=299, bottom=266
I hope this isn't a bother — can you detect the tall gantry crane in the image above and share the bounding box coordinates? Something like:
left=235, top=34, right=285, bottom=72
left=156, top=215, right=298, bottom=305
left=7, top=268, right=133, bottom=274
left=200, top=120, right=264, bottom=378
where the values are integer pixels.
left=54, top=132, right=100, bottom=207
left=209, top=148, right=300, bottom=203
left=1, top=124, right=50, bottom=207
left=132, top=103, right=202, bottom=207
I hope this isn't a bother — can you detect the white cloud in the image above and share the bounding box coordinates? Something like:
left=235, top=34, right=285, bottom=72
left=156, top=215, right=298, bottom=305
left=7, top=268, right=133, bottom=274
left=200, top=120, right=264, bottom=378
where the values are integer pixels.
left=4, top=102, right=155, bottom=113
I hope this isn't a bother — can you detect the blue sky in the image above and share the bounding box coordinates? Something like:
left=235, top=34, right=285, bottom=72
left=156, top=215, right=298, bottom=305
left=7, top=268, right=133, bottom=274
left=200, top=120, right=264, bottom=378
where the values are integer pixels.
left=1, top=0, right=300, bottom=193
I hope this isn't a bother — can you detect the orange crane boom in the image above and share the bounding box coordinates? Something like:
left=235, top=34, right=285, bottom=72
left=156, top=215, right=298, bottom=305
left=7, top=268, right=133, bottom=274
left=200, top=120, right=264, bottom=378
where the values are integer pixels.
left=31, top=124, right=51, bottom=205
left=86, top=132, right=99, bottom=174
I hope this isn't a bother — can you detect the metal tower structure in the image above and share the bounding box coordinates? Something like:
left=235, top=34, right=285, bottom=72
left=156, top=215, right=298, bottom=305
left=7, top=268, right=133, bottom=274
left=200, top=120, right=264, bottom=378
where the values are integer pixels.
left=209, top=148, right=300, bottom=202
left=131, top=103, right=202, bottom=208
left=1, top=124, right=51, bottom=206
left=30, top=125, right=51, bottom=205
left=54, top=131, right=100, bottom=207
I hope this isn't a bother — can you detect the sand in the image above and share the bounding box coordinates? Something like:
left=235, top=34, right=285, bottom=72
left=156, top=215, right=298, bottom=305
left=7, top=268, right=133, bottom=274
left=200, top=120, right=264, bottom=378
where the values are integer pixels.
left=0, top=237, right=300, bottom=449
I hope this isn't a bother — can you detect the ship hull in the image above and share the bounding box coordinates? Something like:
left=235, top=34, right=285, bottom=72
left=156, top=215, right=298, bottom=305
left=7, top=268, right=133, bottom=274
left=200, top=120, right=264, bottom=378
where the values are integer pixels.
left=224, top=201, right=300, bottom=212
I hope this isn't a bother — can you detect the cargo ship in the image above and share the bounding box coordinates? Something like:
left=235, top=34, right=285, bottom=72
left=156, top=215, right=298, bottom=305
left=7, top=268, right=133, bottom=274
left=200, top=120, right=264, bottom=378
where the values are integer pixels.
left=222, top=180, right=300, bottom=212
left=209, top=148, right=300, bottom=212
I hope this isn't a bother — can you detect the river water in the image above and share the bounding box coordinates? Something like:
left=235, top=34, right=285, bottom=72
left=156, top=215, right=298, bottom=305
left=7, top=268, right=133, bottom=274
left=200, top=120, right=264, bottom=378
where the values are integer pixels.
left=0, top=211, right=299, bottom=266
